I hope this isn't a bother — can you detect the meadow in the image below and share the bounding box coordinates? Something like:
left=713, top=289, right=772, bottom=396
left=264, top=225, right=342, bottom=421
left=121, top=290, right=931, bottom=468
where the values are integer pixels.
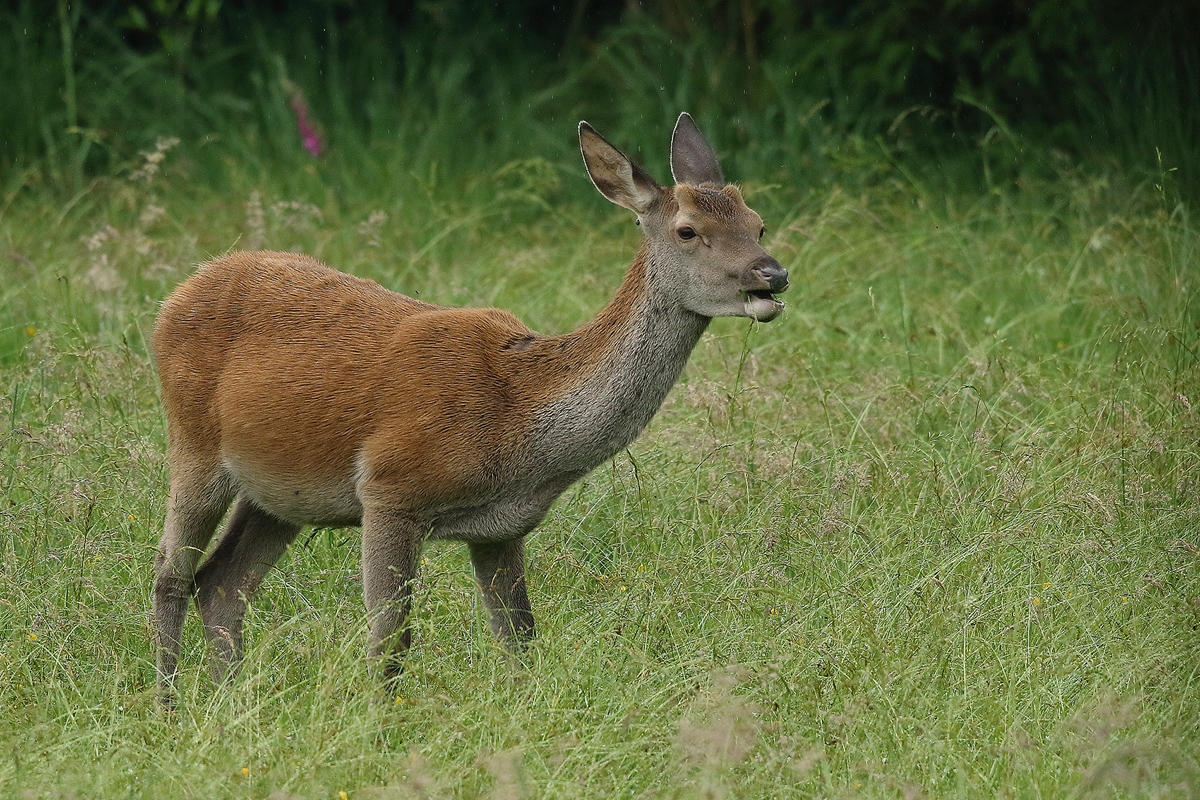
left=1, top=122, right=1198, bottom=798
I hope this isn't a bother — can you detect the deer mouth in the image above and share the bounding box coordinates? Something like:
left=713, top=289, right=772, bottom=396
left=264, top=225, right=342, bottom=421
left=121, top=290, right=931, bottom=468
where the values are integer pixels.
left=743, top=289, right=785, bottom=322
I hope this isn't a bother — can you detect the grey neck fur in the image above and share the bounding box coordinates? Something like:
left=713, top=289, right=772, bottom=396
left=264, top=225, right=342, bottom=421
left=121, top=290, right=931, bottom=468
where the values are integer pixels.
left=531, top=243, right=711, bottom=474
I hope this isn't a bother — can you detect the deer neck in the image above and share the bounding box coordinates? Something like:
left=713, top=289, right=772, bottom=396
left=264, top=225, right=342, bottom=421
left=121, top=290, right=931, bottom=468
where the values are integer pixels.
left=523, top=243, right=710, bottom=472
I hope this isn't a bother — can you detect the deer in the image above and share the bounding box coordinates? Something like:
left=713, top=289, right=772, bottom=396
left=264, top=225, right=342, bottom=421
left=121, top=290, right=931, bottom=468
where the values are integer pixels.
left=151, top=113, right=788, bottom=693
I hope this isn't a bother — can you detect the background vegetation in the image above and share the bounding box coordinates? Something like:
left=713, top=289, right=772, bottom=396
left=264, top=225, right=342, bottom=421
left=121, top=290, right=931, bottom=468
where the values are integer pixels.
left=3, top=0, right=1198, bottom=202
left=1, top=1, right=1198, bottom=797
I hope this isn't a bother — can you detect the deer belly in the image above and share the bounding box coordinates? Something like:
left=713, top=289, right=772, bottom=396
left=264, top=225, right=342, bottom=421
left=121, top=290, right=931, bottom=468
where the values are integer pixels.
left=222, top=450, right=364, bottom=527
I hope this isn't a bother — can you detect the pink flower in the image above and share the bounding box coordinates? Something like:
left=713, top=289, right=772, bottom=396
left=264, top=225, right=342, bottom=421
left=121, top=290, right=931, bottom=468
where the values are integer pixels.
left=289, top=93, right=324, bottom=157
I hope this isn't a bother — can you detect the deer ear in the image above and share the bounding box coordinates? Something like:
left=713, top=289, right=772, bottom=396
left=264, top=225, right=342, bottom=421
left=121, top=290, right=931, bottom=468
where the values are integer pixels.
left=670, top=112, right=724, bottom=186
left=579, top=122, right=660, bottom=215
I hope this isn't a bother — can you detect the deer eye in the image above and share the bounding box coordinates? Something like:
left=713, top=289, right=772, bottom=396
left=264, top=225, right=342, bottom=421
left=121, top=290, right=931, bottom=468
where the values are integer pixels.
left=678, top=226, right=697, bottom=241
left=759, top=226, right=766, bottom=240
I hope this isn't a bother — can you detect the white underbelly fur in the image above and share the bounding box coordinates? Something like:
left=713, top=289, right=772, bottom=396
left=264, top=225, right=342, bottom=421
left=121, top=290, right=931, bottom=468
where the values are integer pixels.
left=222, top=455, right=363, bottom=527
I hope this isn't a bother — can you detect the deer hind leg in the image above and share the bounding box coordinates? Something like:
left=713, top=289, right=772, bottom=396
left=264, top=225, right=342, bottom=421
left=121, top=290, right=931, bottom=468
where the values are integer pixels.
left=360, top=505, right=424, bottom=684
left=469, top=538, right=535, bottom=649
left=193, top=495, right=300, bottom=681
left=153, top=465, right=235, bottom=692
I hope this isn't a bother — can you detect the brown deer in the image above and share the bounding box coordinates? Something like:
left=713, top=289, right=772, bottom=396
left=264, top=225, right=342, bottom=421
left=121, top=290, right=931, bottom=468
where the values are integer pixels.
left=151, top=113, right=787, bottom=691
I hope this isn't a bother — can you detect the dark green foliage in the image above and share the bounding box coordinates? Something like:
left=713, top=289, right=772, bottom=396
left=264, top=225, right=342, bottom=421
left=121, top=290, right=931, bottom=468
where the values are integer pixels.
left=1, top=0, right=1196, bottom=202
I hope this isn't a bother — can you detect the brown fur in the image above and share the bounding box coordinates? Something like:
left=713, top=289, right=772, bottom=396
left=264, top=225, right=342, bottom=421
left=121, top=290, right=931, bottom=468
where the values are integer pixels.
left=150, top=114, right=788, bottom=693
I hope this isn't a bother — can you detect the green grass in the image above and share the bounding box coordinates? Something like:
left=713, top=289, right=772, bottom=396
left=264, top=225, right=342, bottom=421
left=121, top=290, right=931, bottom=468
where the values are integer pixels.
left=1, top=139, right=1198, bottom=799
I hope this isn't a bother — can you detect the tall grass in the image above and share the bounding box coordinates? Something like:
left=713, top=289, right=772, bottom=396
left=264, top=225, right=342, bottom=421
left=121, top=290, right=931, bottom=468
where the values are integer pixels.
left=1, top=106, right=1198, bottom=796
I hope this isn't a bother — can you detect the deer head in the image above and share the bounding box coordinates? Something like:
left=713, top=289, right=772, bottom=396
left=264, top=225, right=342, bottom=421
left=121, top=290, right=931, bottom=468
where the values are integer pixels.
left=579, top=112, right=788, bottom=322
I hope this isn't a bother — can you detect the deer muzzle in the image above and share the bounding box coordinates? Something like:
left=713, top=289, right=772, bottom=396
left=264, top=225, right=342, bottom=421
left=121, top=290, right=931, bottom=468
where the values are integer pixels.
left=742, top=255, right=788, bottom=322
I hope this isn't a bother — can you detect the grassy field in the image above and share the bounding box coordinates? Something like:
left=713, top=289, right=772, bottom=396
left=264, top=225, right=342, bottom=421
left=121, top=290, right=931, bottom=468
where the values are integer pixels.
left=1, top=138, right=1198, bottom=798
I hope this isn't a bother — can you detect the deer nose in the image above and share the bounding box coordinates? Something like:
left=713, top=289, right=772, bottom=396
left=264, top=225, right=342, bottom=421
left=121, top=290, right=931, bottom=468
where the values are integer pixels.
left=749, top=255, right=788, bottom=293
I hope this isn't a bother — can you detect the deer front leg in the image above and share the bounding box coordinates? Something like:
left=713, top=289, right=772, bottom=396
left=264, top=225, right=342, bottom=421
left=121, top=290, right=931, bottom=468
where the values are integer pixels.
left=469, top=538, right=534, bottom=648
left=361, top=505, right=424, bottom=683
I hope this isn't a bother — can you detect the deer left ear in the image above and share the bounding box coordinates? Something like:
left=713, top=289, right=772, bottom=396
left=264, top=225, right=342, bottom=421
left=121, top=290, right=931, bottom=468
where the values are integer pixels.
left=579, top=121, right=660, bottom=215
left=670, top=112, right=724, bottom=187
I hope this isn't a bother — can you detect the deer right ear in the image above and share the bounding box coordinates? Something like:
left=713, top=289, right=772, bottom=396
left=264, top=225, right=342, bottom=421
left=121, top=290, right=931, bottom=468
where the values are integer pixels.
left=670, top=112, right=724, bottom=187
left=579, top=122, right=660, bottom=216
